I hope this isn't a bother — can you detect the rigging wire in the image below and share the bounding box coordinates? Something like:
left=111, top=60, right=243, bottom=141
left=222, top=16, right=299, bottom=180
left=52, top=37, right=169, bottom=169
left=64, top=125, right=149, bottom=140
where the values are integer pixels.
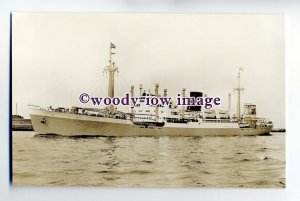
left=71, top=71, right=107, bottom=108
left=28, top=76, right=73, bottom=107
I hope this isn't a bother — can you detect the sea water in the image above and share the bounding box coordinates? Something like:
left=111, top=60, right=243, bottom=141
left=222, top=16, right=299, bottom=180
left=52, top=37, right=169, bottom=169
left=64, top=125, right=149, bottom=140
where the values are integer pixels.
left=12, top=131, right=285, bottom=187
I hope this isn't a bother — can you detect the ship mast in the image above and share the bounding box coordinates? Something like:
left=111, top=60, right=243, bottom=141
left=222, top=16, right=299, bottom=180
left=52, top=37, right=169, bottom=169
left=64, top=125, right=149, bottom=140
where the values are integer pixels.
left=228, top=93, right=231, bottom=112
left=234, top=67, right=244, bottom=119
left=104, top=42, right=118, bottom=117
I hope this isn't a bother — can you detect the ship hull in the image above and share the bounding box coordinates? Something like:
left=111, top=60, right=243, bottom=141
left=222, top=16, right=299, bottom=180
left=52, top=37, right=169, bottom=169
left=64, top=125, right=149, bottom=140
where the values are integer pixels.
left=30, top=110, right=271, bottom=137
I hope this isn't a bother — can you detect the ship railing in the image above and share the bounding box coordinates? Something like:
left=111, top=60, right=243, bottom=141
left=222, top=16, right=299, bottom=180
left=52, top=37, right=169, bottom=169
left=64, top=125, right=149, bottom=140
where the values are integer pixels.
left=27, top=104, right=42, bottom=110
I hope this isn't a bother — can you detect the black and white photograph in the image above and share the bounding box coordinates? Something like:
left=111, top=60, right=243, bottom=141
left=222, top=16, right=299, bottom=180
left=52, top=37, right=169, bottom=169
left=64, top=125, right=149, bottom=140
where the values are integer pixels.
left=12, top=13, right=285, bottom=188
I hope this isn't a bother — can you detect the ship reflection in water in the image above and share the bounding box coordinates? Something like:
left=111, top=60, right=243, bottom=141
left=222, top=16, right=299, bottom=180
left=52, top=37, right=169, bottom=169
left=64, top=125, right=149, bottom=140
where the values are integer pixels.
left=13, top=131, right=285, bottom=187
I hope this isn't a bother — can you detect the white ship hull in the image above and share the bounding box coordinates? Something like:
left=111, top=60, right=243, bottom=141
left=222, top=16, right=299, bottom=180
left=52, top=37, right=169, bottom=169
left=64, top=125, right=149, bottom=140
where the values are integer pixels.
left=30, top=110, right=272, bottom=137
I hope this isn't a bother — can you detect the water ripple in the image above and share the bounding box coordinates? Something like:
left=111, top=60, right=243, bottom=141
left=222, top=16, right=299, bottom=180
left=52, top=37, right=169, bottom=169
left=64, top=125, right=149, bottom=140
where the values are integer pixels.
left=13, top=131, right=285, bottom=187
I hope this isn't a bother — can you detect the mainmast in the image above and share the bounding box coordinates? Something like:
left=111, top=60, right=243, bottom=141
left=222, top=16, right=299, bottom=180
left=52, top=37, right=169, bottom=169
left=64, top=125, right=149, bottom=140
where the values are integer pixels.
left=234, top=67, right=244, bottom=119
left=104, top=42, right=118, bottom=117
left=228, top=93, right=231, bottom=112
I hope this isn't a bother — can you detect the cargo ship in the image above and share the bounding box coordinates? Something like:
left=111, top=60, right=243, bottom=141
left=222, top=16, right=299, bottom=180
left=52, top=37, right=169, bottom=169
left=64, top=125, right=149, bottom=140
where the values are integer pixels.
left=30, top=43, right=273, bottom=137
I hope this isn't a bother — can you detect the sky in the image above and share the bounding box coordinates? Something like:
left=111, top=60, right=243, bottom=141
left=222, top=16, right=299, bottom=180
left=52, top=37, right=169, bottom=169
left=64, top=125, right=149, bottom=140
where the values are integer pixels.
left=12, top=13, right=285, bottom=128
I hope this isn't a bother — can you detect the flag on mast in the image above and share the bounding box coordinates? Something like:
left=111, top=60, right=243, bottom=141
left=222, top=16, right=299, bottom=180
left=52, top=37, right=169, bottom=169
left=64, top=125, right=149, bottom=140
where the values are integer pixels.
left=110, top=42, right=116, bottom=49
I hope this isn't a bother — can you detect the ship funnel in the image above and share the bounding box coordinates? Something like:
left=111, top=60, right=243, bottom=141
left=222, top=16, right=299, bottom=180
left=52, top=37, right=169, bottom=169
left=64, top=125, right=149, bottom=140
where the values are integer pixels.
left=187, top=91, right=203, bottom=111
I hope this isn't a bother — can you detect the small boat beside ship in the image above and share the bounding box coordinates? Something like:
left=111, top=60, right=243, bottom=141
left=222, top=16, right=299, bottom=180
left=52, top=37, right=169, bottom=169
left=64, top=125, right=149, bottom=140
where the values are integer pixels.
left=29, top=43, right=273, bottom=137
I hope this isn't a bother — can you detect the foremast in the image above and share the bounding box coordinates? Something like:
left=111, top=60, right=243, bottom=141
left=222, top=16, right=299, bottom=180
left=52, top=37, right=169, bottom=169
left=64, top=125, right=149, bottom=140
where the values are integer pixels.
left=104, top=42, right=118, bottom=117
